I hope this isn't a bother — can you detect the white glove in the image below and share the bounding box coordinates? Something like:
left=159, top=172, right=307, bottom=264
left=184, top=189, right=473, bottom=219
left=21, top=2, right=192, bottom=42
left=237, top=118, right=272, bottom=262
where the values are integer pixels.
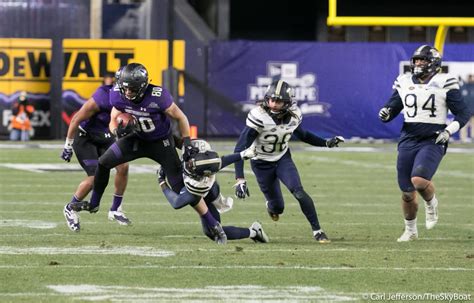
left=240, top=146, right=257, bottom=160
left=435, top=129, right=451, bottom=144
left=379, top=107, right=391, bottom=122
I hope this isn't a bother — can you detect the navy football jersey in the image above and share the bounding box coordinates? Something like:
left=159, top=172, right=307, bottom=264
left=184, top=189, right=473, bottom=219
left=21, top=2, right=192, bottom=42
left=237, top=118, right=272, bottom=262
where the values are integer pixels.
left=110, top=84, right=173, bottom=141
left=79, top=84, right=113, bottom=136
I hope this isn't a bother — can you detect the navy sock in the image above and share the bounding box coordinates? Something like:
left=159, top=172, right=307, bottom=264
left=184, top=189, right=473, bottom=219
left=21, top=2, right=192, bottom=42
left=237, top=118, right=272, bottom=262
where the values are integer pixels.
left=110, top=194, right=123, bottom=211
left=200, top=210, right=218, bottom=228
left=70, top=195, right=81, bottom=203
left=223, top=226, right=250, bottom=240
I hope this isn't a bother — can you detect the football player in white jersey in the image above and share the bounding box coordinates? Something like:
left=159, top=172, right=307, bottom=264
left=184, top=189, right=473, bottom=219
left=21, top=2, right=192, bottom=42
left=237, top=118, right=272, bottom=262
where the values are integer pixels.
left=233, top=80, right=345, bottom=243
left=158, top=139, right=269, bottom=244
left=378, top=45, right=470, bottom=242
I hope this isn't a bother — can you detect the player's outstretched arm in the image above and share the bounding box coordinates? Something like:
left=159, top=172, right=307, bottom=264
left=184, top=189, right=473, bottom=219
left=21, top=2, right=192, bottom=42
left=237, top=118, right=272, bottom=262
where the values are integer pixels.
left=158, top=170, right=200, bottom=209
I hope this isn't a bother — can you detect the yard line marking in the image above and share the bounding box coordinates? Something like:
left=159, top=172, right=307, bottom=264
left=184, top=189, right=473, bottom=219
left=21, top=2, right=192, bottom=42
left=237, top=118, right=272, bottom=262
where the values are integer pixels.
left=0, top=265, right=471, bottom=271
left=0, top=210, right=462, bottom=216
left=44, top=284, right=355, bottom=302
left=1, top=220, right=472, bottom=227
left=0, top=220, right=57, bottom=229
left=0, top=246, right=174, bottom=257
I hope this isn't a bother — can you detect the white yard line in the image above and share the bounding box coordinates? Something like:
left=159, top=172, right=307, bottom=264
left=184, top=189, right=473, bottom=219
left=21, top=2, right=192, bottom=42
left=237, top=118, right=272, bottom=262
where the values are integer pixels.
left=0, top=264, right=471, bottom=272
left=0, top=246, right=174, bottom=257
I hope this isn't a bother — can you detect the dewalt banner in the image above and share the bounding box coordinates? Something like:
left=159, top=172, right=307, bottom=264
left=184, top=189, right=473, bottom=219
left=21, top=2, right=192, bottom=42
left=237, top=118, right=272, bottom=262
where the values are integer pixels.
left=0, top=38, right=184, bottom=139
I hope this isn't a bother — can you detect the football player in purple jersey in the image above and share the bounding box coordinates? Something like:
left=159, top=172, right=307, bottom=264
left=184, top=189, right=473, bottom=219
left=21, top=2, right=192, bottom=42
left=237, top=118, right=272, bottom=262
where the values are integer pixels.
left=61, top=70, right=130, bottom=232
left=66, top=63, right=213, bottom=229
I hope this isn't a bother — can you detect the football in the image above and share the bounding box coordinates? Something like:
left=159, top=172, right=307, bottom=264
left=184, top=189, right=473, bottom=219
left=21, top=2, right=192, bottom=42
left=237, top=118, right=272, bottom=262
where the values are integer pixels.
left=116, top=112, right=136, bottom=127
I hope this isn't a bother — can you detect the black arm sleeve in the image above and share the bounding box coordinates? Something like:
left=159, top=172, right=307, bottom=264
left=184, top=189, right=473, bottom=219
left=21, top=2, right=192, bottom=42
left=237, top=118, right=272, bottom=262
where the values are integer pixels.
left=447, top=89, right=471, bottom=128
left=233, top=126, right=259, bottom=179
left=382, top=90, right=404, bottom=123
left=162, top=187, right=201, bottom=209
left=221, top=153, right=242, bottom=169
left=293, top=125, right=327, bottom=147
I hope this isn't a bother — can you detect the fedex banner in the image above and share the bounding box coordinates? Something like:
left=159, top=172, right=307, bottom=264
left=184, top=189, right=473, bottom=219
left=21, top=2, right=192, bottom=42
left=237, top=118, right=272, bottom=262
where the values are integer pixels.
left=207, top=42, right=474, bottom=138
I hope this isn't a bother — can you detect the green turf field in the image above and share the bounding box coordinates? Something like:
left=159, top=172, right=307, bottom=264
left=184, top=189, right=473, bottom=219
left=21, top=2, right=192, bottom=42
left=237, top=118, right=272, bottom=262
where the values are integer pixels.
left=0, top=141, right=472, bottom=302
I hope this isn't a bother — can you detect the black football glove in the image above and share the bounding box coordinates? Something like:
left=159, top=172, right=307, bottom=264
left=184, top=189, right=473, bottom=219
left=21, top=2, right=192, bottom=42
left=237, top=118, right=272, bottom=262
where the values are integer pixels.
left=116, top=120, right=135, bottom=138
left=182, top=137, right=199, bottom=161
left=326, top=136, right=345, bottom=148
left=234, top=179, right=250, bottom=199
left=378, top=107, right=392, bottom=122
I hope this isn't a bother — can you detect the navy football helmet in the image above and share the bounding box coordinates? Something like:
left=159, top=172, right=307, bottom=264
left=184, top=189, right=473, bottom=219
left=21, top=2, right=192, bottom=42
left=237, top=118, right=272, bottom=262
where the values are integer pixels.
left=117, top=63, right=149, bottom=103
left=184, top=139, right=221, bottom=178
left=410, top=45, right=442, bottom=79
left=263, top=80, right=295, bottom=115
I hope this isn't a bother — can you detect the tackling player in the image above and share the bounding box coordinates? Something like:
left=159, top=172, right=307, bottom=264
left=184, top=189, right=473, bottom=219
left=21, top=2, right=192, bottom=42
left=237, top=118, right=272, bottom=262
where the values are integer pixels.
left=378, top=45, right=470, bottom=242
left=233, top=80, right=345, bottom=243
left=158, top=139, right=268, bottom=244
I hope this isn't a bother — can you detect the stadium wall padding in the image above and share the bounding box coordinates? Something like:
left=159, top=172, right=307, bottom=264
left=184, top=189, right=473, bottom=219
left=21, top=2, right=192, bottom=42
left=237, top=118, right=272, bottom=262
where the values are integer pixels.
left=206, top=42, right=474, bottom=139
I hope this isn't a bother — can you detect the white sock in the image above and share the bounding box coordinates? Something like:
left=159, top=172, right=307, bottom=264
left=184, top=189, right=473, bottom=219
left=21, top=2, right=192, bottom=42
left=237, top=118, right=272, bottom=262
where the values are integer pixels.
left=313, top=229, right=322, bottom=237
left=426, top=195, right=438, bottom=207
left=249, top=228, right=257, bottom=238
left=404, top=218, right=417, bottom=232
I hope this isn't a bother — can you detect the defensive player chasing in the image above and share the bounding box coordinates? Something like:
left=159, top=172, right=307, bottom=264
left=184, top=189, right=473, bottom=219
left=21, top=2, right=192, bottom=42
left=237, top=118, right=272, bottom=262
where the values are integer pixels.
left=379, top=45, right=470, bottom=242
left=61, top=69, right=130, bottom=231
left=233, top=80, right=345, bottom=243
left=159, top=139, right=268, bottom=244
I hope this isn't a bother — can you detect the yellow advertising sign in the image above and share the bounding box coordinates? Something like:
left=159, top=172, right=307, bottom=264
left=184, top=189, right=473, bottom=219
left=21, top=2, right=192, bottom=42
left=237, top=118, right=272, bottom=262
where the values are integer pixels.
left=63, top=39, right=171, bottom=99
left=0, top=38, right=51, bottom=94
left=0, top=39, right=185, bottom=98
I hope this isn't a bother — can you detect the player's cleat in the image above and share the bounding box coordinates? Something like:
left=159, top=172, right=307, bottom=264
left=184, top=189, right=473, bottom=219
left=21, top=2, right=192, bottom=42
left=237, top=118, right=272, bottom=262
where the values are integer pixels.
left=397, top=229, right=418, bottom=242
left=250, top=221, right=269, bottom=243
left=314, top=231, right=331, bottom=243
left=63, top=203, right=80, bottom=232
left=266, top=201, right=279, bottom=221
left=68, top=200, right=90, bottom=212
left=210, top=222, right=227, bottom=245
left=425, top=200, right=438, bottom=230
left=108, top=209, right=131, bottom=225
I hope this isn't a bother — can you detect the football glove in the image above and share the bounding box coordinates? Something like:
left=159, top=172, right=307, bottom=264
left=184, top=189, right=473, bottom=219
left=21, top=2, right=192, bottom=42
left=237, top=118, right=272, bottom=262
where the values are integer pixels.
left=115, top=120, right=134, bottom=138
left=157, top=167, right=167, bottom=186
left=234, top=179, right=250, bottom=199
left=60, top=138, right=74, bottom=162
left=326, top=136, right=345, bottom=148
left=378, top=107, right=392, bottom=122
left=435, top=129, right=451, bottom=145
left=240, top=146, right=257, bottom=160
left=182, top=137, right=199, bottom=162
